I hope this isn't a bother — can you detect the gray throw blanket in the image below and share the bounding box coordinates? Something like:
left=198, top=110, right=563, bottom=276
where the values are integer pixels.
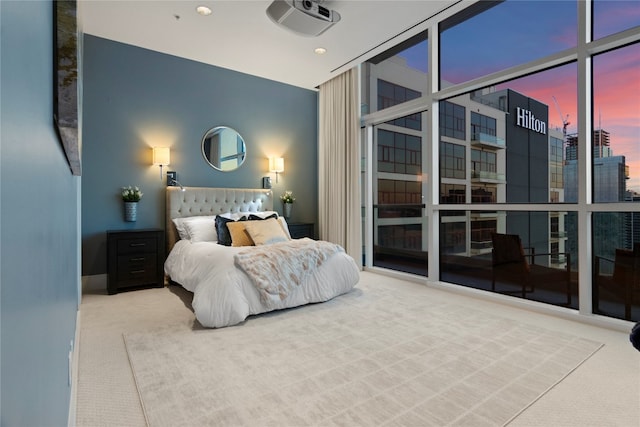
left=234, top=238, right=343, bottom=306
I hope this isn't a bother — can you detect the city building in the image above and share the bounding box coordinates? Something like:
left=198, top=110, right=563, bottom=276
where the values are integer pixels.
left=363, top=56, right=569, bottom=277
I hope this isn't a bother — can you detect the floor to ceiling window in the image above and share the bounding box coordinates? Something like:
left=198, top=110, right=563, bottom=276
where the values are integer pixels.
left=439, top=1, right=577, bottom=86
left=438, top=64, right=578, bottom=309
left=361, top=32, right=430, bottom=276
left=372, top=113, right=428, bottom=276
left=591, top=42, right=640, bottom=321
left=360, top=0, right=640, bottom=322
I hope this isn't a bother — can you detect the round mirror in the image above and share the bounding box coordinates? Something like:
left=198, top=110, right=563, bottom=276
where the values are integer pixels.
left=201, top=126, right=247, bottom=171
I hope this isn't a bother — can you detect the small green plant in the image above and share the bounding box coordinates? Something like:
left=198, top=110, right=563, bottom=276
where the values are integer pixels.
left=121, top=186, right=143, bottom=202
left=280, top=190, right=295, bottom=204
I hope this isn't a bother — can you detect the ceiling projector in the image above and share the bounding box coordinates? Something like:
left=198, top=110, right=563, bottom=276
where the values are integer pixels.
left=266, top=0, right=341, bottom=37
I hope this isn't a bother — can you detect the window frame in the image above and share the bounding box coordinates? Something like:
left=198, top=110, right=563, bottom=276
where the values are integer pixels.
left=359, top=0, right=640, bottom=325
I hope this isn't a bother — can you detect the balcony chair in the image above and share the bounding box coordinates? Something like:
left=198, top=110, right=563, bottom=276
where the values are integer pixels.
left=491, top=233, right=572, bottom=305
left=593, top=244, right=640, bottom=320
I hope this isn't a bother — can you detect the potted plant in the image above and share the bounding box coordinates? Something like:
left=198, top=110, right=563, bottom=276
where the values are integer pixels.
left=280, top=190, right=295, bottom=219
left=121, top=186, right=143, bottom=222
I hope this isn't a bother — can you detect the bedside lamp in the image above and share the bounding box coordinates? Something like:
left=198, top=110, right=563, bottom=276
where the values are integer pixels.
left=166, top=171, right=185, bottom=191
left=169, top=178, right=185, bottom=191
left=269, top=157, right=284, bottom=183
left=152, top=147, right=170, bottom=180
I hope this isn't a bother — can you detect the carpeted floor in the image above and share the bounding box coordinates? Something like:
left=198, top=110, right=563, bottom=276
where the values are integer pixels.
left=124, top=278, right=603, bottom=426
left=76, top=271, right=640, bottom=427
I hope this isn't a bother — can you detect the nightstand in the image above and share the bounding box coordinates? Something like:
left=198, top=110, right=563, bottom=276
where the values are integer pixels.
left=287, top=222, right=315, bottom=239
left=107, top=229, right=164, bottom=295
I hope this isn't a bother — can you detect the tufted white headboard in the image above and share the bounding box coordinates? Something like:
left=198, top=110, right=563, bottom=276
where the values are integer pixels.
left=166, top=187, right=273, bottom=252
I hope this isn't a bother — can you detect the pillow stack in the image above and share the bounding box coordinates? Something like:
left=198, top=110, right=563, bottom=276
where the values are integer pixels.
left=215, top=215, right=247, bottom=246
left=173, top=216, right=218, bottom=242
left=227, top=217, right=290, bottom=246
left=173, top=211, right=291, bottom=247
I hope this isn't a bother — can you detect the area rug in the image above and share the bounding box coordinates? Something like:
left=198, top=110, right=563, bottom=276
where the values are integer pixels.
left=124, top=279, right=603, bottom=427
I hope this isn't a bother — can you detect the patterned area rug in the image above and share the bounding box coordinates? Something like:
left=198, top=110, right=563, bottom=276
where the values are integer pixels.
left=124, top=279, right=603, bottom=427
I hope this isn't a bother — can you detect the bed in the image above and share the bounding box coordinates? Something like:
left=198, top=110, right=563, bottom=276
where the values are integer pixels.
left=164, top=186, right=360, bottom=328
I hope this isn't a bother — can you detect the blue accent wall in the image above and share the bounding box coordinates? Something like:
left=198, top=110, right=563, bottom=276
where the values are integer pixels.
left=82, top=35, right=318, bottom=277
left=1, top=1, right=80, bottom=425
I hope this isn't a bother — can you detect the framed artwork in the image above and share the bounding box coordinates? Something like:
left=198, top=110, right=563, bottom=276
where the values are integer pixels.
left=54, top=0, right=81, bottom=175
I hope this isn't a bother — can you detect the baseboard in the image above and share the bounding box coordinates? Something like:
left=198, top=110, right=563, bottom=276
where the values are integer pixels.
left=82, top=274, right=106, bottom=293
left=68, top=310, right=81, bottom=427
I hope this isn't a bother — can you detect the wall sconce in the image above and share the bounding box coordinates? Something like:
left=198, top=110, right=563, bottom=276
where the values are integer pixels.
left=172, top=179, right=186, bottom=192
left=152, top=147, right=170, bottom=180
left=166, top=171, right=185, bottom=191
left=168, top=179, right=185, bottom=191
left=269, top=157, right=284, bottom=183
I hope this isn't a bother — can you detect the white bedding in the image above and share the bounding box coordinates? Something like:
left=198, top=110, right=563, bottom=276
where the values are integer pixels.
left=165, top=239, right=360, bottom=328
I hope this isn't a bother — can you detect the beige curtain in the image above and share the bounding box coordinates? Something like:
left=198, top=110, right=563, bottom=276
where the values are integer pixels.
left=318, top=68, right=361, bottom=266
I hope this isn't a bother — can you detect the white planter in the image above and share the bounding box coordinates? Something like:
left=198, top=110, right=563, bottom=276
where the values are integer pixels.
left=283, top=203, right=292, bottom=219
left=124, top=202, right=138, bottom=222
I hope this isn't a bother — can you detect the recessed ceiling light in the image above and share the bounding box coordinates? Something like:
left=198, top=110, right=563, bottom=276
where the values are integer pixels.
left=196, top=5, right=212, bottom=16
left=314, top=47, right=327, bottom=55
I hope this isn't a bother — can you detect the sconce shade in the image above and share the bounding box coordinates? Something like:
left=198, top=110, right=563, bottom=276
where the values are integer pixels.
left=153, top=147, right=170, bottom=166
left=269, top=157, right=284, bottom=183
left=269, top=157, right=284, bottom=173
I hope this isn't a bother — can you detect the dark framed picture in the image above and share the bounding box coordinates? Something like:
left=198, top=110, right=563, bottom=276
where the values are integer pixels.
left=54, top=0, right=81, bottom=175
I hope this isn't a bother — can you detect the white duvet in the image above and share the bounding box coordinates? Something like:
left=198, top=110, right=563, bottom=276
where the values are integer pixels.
left=164, top=240, right=360, bottom=328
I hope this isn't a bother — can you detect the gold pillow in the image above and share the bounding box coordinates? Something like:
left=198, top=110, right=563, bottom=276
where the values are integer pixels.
left=226, top=221, right=255, bottom=247
left=244, top=218, right=290, bottom=245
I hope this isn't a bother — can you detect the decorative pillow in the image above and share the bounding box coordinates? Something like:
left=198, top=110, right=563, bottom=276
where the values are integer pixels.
left=183, top=216, right=218, bottom=242
left=173, top=216, right=217, bottom=241
left=219, top=211, right=278, bottom=221
left=226, top=221, right=255, bottom=247
left=238, top=211, right=279, bottom=220
left=248, top=213, right=278, bottom=221
left=172, top=217, right=191, bottom=240
left=244, top=218, right=290, bottom=246
left=215, top=215, right=247, bottom=246
left=218, top=212, right=242, bottom=220
left=278, top=217, right=292, bottom=239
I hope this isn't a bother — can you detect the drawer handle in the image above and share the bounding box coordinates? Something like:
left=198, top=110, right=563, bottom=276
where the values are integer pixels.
left=130, top=243, right=146, bottom=247
left=130, top=269, right=146, bottom=275
left=129, top=257, right=145, bottom=262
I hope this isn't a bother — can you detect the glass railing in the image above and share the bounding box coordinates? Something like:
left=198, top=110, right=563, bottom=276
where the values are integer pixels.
left=440, top=210, right=578, bottom=310
left=373, top=204, right=428, bottom=276
left=471, top=170, right=506, bottom=181
left=592, top=211, right=640, bottom=321
left=471, top=132, right=506, bottom=147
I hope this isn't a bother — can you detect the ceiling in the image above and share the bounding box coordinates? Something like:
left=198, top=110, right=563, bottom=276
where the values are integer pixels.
left=81, top=0, right=460, bottom=90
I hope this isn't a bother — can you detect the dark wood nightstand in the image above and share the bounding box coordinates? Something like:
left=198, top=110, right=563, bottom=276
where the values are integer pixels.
left=107, top=229, right=164, bottom=295
left=287, top=223, right=315, bottom=239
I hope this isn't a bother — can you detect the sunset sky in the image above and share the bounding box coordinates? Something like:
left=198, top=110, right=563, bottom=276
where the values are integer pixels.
left=399, top=0, right=640, bottom=192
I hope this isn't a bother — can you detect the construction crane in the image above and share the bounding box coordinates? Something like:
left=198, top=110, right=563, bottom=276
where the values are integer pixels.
left=552, top=96, right=570, bottom=137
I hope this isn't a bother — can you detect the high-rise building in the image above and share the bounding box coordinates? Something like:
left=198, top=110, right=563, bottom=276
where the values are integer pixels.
left=363, top=55, right=569, bottom=271
left=564, top=129, right=630, bottom=268
left=468, top=89, right=567, bottom=266
left=566, top=129, right=613, bottom=160
left=626, top=191, right=640, bottom=249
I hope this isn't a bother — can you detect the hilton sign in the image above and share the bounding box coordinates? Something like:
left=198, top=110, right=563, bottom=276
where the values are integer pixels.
left=515, top=107, right=547, bottom=135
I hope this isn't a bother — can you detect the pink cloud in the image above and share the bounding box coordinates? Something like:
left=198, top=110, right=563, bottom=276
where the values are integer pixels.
left=594, top=46, right=640, bottom=191
left=493, top=46, right=639, bottom=192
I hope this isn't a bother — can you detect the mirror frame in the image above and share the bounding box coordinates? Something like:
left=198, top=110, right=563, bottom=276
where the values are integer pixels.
left=201, top=126, right=247, bottom=172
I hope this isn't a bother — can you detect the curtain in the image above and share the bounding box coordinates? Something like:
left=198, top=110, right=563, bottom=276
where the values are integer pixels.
left=318, top=68, right=361, bottom=266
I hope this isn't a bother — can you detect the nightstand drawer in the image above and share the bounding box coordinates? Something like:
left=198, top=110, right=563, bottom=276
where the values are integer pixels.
left=107, top=229, right=164, bottom=294
left=116, top=254, right=157, bottom=283
left=288, top=223, right=315, bottom=239
left=117, top=237, right=157, bottom=254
